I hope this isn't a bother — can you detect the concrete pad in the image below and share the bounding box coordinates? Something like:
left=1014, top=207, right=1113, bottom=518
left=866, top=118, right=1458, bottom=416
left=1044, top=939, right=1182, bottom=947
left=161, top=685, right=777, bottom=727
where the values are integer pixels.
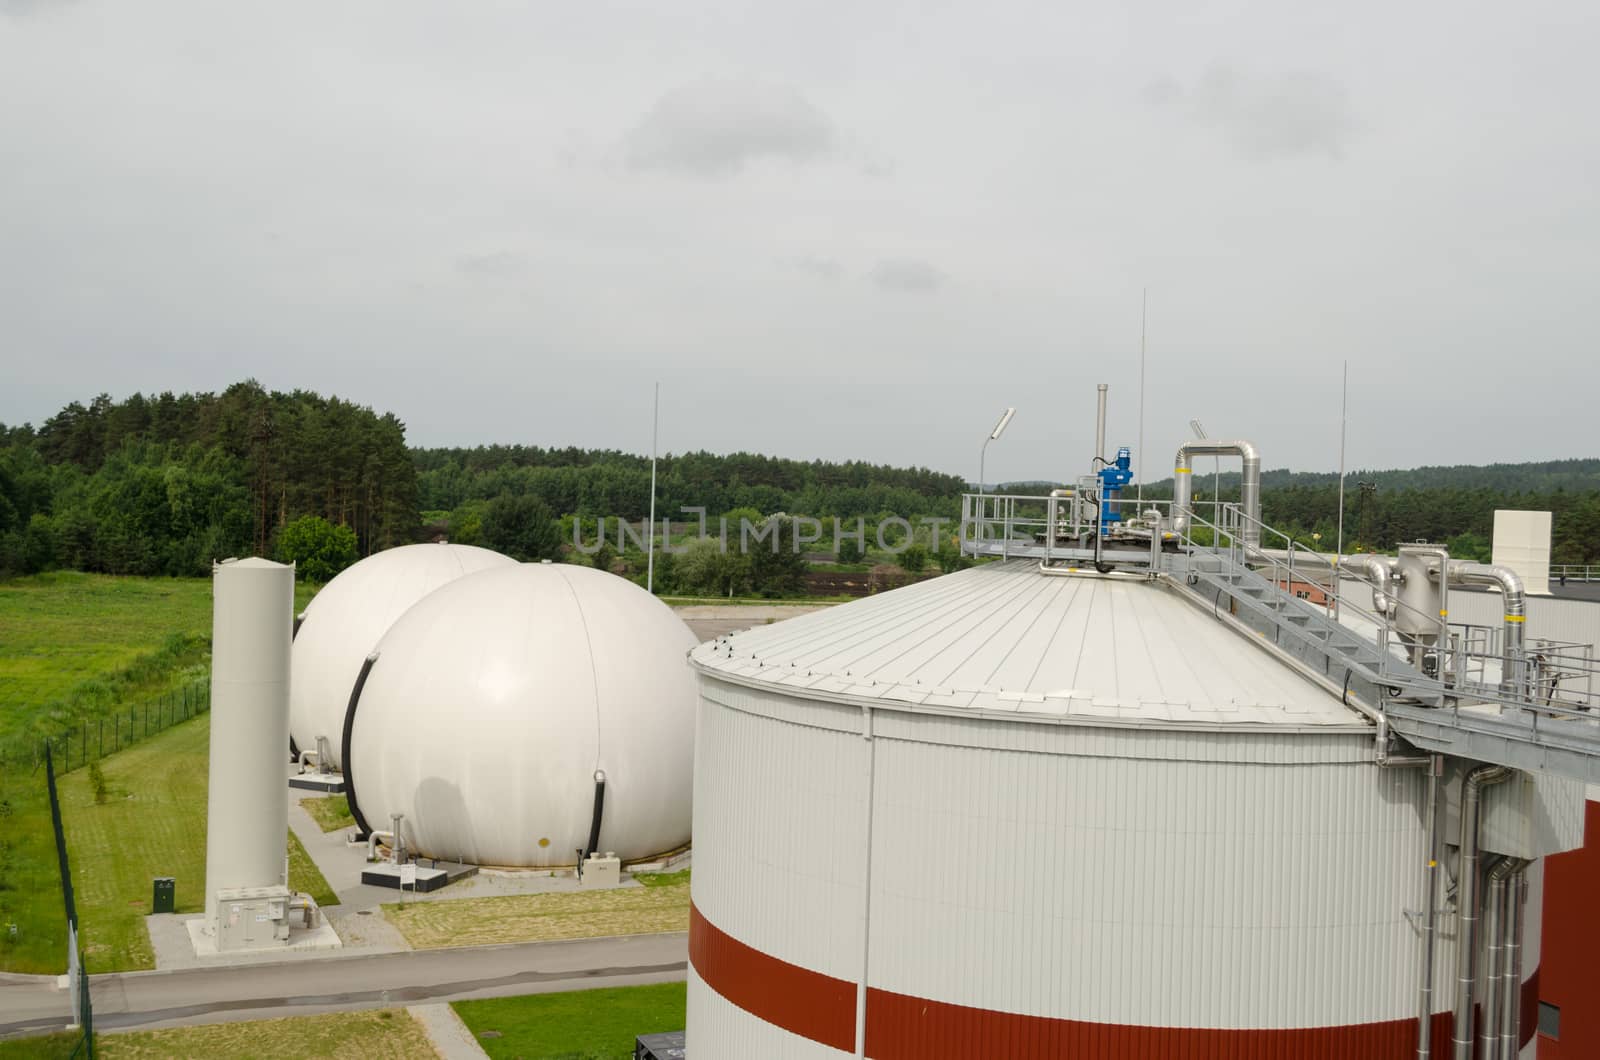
left=288, top=773, right=346, bottom=794
left=183, top=915, right=342, bottom=960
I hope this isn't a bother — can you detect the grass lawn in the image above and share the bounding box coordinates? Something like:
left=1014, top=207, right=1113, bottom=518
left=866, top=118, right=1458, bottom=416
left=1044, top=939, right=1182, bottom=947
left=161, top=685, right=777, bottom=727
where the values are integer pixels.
left=633, top=868, right=690, bottom=888
left=0, top=573, right=325, bottom=974
left=0, top=573, right=212, bottom=722
left=98, top=1008, right=434, bottom=1058
left=383, top=876, right=691, bottom=950
left=0, top=1033, right=81, bottom=1059
left=299, top=794, right=354, bottom=832
left=454, top=982, right=685, bottom=1060
left=0, top=573, right=318, bottom=752
left=2, top=712, right=338, bottom=974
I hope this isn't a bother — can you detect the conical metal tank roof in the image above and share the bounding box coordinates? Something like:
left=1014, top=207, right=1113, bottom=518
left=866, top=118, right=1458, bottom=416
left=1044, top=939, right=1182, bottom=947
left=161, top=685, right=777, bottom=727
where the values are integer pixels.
left=690, top=559, right=1365, bottom=730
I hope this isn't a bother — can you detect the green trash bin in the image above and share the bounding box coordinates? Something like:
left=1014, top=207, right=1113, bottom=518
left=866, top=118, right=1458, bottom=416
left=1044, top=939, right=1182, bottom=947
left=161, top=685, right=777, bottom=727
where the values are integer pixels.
left=152, top=877, right=175, bottom=914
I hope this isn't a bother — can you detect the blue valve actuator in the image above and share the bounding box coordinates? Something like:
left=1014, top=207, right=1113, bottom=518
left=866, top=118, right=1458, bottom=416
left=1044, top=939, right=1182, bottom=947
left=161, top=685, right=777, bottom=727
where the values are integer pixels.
left=1097, top=447, right=1134, bottom=524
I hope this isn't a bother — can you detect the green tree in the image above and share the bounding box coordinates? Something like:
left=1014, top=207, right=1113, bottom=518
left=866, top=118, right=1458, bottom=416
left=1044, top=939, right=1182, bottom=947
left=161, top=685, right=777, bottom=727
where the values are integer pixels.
left=935, top=536, right=970, bottom=573
left=748, top=517, right=809, bottom=597
left=837, top=539, right=864, bottom=565
left=276, top=515, right=358, bottom=582
left=481, top=494, right=560, bottom=561
left=898, top=545, right=928, bottom=575
left=676, top=538, right=751, bottom=597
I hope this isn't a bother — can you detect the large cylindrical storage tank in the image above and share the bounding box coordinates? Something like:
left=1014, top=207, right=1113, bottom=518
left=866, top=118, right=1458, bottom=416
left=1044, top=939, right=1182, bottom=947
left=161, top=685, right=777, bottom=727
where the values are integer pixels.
left=345, top=563, right=697, bottom=867
left=204, top=557, right=294, bottom=930
left=685, top=560, right=1545, bottom=1059
left=289, top=542, right=514, bottom=766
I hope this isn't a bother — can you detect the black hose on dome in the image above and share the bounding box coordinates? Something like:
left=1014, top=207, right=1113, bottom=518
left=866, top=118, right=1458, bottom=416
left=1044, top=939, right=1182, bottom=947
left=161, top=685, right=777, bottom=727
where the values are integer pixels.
left=289, top=615, right=305, bottom=762
left=581, top=771, right=607, bottom=868
left=341, top=653, right=380, bottom=840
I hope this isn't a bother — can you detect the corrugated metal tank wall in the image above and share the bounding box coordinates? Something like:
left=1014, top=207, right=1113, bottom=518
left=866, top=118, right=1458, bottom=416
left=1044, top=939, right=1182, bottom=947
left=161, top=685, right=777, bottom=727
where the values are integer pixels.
left=687, top=679, right=1544, bottom=1059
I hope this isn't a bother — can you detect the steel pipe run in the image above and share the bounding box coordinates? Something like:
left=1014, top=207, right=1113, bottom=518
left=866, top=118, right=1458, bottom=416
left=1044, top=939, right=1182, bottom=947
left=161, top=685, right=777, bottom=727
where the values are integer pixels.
left=1501, top=870, right=1530, bottom=1059
left=1416, top=754, right=1444, bottom=1060
left=1446, top=562, right=1527, bottom=696
left=1480, top=857, right=1529, bottom=1059
left=1171, top=440, right=1262, bottom=547
left=1361, top=554, right=1398, bottom=619
left=1453, top=764, right=1513, bottom=1060
left=1478, top=856, right=1509, bottom=1057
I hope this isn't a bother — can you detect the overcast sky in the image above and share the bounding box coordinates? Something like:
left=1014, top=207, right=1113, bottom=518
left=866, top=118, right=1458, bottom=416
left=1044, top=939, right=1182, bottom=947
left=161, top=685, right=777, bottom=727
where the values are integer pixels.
left=3, top=1, right=1597, bottom=484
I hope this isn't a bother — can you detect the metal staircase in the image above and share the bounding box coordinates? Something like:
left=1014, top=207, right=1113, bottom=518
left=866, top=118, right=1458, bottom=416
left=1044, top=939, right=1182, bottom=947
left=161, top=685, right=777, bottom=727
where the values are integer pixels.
left=1171, top=553, right=1427, bottom=713
left=1177, top=529, right=1600, bottom=784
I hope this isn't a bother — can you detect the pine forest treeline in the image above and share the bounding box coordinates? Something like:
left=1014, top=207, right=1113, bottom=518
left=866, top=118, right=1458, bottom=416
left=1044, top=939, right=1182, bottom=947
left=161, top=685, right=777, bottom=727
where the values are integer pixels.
left=3, top=383, right=1600, bottom=580
left=0, top=383, right=416, bottom=576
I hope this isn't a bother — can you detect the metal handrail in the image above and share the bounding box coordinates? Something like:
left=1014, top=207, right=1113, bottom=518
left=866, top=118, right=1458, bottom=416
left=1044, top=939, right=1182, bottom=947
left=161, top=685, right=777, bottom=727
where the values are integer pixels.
left=1177, top=503, right=1600, bottom=721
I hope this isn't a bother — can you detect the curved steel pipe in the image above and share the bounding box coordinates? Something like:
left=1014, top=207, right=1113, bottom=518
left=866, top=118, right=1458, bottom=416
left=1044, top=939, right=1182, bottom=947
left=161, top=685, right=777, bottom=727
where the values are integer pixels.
left=1361, top=555, right=1397, bottom=619
left=1453, top=764, right=1513, bottom=1060
left=1447, top=562, right=1527, bottom=695
left=1171, top=440, right=1261, bottom=547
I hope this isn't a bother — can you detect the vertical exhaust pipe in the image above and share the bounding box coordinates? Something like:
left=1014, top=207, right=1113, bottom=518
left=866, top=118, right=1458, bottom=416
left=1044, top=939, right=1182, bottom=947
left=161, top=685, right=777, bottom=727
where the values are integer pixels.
left=1500, top=868, right=1529, bottom=1059
left=1478, top=856, right=1508, bottom=1057
left=1094, top=384, right=1108, bottom=464
left=1453, top=764, right=1513, bottom=1060
left=1417, top=754, right=1444, bottom=1060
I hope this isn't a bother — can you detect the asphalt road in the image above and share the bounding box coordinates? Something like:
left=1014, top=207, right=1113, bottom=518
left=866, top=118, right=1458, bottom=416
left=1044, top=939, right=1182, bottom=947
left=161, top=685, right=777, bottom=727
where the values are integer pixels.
left=0, top=932, right=688, bottom=1039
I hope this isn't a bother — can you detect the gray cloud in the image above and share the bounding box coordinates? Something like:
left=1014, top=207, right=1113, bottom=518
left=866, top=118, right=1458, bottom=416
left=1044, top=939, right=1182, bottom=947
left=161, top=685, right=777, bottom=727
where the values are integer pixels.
left=786, top=256, right=844, bottom=281
left=458, top=252, right=530, bottom=279
left=871, top=259, right=945, bottom=294
left=1, top=0, right=76, bottom=14
left=1150, top=65, right=1355, bottom=160
left=625, top=78, right=837, bottom=176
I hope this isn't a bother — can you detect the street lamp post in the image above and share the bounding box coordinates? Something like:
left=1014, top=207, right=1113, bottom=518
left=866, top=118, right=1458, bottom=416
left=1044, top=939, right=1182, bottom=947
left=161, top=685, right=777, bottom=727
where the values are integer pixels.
left=978, top=408, right=1016, bottom=498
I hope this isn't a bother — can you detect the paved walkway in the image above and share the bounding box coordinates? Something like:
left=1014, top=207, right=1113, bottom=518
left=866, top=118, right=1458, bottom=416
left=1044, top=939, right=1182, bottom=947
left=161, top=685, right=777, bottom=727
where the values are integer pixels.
left=678, top=603, right=825, bottom=643
left=2, top=932, right=687, bottom=1038
left=410, top=1002, right=490, bottom=1059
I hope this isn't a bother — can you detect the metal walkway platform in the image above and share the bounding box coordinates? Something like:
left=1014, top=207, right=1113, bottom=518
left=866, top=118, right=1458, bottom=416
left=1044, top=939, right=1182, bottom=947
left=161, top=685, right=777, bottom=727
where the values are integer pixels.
left=960, top=492, right=1600, bottom=783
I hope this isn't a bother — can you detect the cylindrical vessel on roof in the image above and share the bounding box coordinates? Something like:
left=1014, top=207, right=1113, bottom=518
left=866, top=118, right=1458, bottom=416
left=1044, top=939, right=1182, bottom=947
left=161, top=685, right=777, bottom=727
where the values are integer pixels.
left=289, top=542, right=515, bottom=766
left=685, top=560, right=1545, bottom=1058
left=204, top=557, right=294, bottom=929
left=345, top=562, right=697, bottom=868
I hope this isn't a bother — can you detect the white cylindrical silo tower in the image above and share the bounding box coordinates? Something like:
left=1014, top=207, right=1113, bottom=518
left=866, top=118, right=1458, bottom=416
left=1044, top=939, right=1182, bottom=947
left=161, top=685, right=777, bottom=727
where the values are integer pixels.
left=289, top=542, right=515, bottom=767
left=345, top=562, right=697, bottom=867
left=685, top=560, right=1560, bottom=1059
left=204, top=557, right=294, bottom=931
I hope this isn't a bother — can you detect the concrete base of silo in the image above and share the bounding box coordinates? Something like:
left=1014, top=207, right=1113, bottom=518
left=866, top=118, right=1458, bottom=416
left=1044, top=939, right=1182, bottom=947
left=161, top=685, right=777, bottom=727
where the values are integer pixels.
left=183, top=906, right=342, bottom=959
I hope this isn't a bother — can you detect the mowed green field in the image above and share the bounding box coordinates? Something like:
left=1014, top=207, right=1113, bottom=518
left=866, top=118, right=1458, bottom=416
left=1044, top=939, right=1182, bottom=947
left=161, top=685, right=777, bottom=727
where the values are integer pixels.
left=454, top=982, right=687, bottom=1060
left=0, top=573, right=326, bottom=975
left=4, top=712, right=336, bottom=973
left=0, top=573, right=316, bottom=749
left=0, top=574, right=213, bottom=747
